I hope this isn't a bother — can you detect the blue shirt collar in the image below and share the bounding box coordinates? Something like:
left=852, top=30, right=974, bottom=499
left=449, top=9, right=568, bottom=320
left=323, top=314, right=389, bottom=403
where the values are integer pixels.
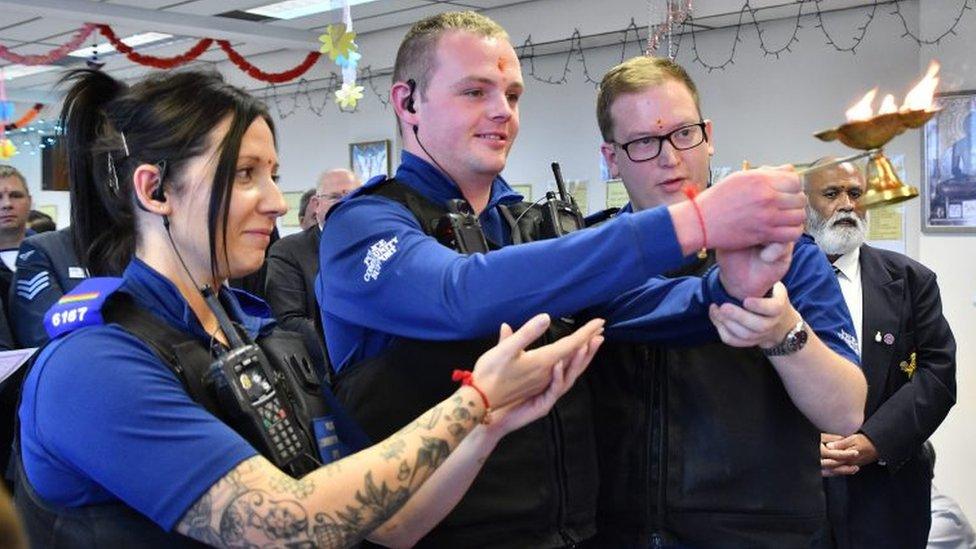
left=122, top=258, right=274, bottom=342
left=390, top=151, right=524, bottom=211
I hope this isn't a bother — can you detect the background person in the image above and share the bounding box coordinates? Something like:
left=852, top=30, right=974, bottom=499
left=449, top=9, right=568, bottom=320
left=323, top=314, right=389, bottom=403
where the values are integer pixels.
left=265, top=169, right=360, bottom=377
left=297, top=187, right=317, bottom=230
left=0, top=166, right=33, bottom=303
left=805, top=159, right=956, bottom=549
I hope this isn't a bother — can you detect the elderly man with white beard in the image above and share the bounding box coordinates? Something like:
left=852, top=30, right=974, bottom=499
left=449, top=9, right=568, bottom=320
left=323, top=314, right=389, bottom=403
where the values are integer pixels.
left=805, top=159, right=957, bottom=549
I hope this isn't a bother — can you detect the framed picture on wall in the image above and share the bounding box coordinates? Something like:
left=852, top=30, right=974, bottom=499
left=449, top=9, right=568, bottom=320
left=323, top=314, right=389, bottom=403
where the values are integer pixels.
left=511, top=184, right=532, bottom=201
left=349, top=140, right=391, bottom=183
left=922, top=90, right=976, bottom=233
left=280, top=191, right=304, bottom=228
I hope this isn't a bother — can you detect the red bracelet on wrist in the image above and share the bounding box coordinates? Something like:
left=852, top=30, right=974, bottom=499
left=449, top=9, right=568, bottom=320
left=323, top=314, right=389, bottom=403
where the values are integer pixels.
left=451, top=369, right=492, bottom=425
left=682, top=186, right=708, bottom=259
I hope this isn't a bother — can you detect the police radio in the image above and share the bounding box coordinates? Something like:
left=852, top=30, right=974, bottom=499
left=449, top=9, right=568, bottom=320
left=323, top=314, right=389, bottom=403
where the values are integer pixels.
left=539, top=162, right=584, bottom=238
left=201, top=286, right=318, bottom=476
left=435, top=198, right=489, bottom=254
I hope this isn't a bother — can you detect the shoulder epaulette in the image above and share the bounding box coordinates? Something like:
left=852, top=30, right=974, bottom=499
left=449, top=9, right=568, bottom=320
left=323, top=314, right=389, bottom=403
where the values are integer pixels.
left=44, top=277, right=125, bottom=339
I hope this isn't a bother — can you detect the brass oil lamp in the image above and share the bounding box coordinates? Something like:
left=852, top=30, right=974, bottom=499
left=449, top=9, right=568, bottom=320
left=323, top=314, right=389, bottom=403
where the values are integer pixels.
left=801, top=62, right=941, bottom=209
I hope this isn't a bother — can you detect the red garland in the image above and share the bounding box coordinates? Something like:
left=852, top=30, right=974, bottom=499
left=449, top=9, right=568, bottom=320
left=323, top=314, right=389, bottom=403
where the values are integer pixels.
left=97, top=25, right=212, bottom=69
left=217, top=40, right=321, bottom=84
left=3, top=104, right=44, bottom=132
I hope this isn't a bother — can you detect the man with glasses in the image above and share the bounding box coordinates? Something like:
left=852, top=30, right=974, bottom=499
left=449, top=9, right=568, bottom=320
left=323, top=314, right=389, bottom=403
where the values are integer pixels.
left=265, top=169, right=360, bottom=376
left=587, top=56, right=865, bottom=548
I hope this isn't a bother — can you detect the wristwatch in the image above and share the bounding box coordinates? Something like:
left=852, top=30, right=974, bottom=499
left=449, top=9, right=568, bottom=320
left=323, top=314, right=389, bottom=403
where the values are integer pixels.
left=762, top=319, right=808, bottom=356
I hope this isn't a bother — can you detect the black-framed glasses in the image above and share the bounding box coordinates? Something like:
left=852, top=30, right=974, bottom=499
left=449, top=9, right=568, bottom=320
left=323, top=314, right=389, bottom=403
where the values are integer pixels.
left=615, top=122, right=708, bottom=162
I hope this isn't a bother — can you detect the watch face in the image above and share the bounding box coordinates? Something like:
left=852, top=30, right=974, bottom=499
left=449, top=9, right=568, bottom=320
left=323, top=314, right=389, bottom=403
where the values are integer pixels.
left=763, top=321, right=808, bottom=356
left=789, top=328, right=809, bottom=350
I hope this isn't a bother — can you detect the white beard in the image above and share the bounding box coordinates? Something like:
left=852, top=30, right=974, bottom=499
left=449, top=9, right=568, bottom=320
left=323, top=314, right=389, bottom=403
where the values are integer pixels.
left=807, top=207, right=867, bottom=256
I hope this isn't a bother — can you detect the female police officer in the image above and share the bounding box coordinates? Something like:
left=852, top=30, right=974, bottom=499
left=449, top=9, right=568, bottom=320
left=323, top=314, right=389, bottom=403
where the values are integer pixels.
left=15, top=69, right=604, bottom=548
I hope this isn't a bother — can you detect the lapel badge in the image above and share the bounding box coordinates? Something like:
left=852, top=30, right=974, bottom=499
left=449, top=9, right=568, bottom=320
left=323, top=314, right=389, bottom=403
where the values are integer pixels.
left=883, top=332, right=895, bottom=345
left=899, top=351, right=917, bottom=379
left=874, top=331, right=882, bottom=343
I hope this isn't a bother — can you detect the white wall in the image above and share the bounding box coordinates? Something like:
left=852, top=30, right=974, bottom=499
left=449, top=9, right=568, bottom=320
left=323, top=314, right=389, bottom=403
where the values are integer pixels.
left=6, top=0, right=974, bottom=516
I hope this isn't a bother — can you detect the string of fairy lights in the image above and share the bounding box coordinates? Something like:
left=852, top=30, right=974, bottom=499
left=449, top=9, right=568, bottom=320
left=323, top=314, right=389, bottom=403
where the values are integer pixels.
left=261, top=0, right=974, bottom=118
left=8, top=0, right=975, bottom=144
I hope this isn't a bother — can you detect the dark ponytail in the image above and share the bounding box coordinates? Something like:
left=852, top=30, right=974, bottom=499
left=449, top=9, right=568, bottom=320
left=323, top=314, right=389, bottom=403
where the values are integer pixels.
left=58, top=69, right=275, bottom=276
left=59, top=69, right=130, bottom=275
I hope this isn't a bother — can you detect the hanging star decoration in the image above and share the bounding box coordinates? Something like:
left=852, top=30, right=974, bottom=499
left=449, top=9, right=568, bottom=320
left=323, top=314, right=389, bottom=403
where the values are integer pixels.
left=319, top=23, right=358, bottom=62
left=0, top=139, right=16, bottom=160
left=334, top=81, right=365, bottom=110
left=335, top=49, right=361, bottom=69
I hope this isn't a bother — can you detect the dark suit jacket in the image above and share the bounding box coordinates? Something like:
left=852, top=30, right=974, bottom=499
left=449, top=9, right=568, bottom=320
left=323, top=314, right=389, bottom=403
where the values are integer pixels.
left=265, top=225, right=328, bottom=377
left=824, top=244, right=956, bottom=549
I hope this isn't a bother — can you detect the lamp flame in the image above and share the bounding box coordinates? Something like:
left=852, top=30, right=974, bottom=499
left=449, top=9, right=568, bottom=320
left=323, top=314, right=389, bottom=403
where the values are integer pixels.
left=901, top=61, right=940, bottom=112
left=842, top=61, right=940, bottom=122
left=845, top=88, right=877, bottom=122
left=879, top=94, right=898, bottom=115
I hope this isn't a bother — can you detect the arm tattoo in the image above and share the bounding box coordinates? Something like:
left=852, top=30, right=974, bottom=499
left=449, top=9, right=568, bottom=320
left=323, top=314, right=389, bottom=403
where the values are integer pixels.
left=180, top=397, right=480, bottom=547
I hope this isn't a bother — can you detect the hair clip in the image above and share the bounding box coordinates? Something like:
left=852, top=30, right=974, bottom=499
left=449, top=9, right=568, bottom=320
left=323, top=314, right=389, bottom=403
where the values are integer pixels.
left=106, top=152, right=120, bottom=195
left=119, top=130, right=130, bottom=157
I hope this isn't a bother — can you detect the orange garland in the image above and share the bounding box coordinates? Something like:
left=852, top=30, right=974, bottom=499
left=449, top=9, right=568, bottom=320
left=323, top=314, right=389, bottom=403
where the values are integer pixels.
left=3, top=103, right=44, bottom=132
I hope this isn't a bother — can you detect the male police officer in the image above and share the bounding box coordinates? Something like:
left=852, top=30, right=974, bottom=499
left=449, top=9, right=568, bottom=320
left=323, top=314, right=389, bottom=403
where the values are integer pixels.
left=588, top=55, right=866, bottom=548
left=318, top=12, right=808, bottom=547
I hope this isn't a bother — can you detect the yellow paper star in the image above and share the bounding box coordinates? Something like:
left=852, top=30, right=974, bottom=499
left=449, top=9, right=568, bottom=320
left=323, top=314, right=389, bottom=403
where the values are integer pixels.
left=335, top=83, right=365, bottom=110
left=319, top=23, right=358, bottom=62
left=0, top=139, right=17, bottom=159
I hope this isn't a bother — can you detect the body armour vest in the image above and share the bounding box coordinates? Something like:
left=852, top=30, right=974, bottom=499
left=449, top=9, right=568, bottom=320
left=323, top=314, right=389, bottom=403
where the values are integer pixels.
left=587, top=248, right=825, bottom=549
left=15, top=287, right=332, bottom=548
left=338, top=179, right=598, bottom=548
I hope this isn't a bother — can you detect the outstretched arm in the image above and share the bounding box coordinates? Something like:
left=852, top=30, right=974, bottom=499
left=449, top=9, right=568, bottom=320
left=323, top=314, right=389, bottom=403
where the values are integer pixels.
left=175, top=315, right=604, bottom=548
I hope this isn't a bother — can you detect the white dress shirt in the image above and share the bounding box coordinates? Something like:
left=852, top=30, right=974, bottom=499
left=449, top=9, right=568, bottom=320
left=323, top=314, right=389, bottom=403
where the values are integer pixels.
left=832, top=246, right=863, bottom=357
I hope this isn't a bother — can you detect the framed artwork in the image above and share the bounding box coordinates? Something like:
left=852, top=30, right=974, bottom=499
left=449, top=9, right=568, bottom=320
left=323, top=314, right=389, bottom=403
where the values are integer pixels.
left=37, top=204, right=58, bottom=221
left=606, top=179, right=629, bottom=209
left=280, top=191, right=304, bottom=228
left=922, top=90, right=976, bottom=232
left=511, top=184, right=532, bottom=201
left=349, top=140, right=391, bottom=183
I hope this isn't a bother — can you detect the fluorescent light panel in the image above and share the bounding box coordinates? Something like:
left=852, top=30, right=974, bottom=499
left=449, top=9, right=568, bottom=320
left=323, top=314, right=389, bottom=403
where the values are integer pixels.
left=68, top=32, right=173, bottom=58
left=246, top=0, right=379, bottom=20
left=0, top=64, right=59, bottom=80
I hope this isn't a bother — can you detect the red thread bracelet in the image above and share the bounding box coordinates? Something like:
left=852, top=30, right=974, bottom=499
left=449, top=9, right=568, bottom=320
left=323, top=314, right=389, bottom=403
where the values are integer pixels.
left=682, top=186, right=709, bottom=259
left=451, top=369, right=492, bottom=424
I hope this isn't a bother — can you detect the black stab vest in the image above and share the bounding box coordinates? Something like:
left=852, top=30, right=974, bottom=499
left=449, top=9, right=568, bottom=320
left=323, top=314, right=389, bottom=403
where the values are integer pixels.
left=587, top=237, right=824, bottom=549
left=338, top=180, right=598, bottom=548
left=15, top=294, right=325, bottom=548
